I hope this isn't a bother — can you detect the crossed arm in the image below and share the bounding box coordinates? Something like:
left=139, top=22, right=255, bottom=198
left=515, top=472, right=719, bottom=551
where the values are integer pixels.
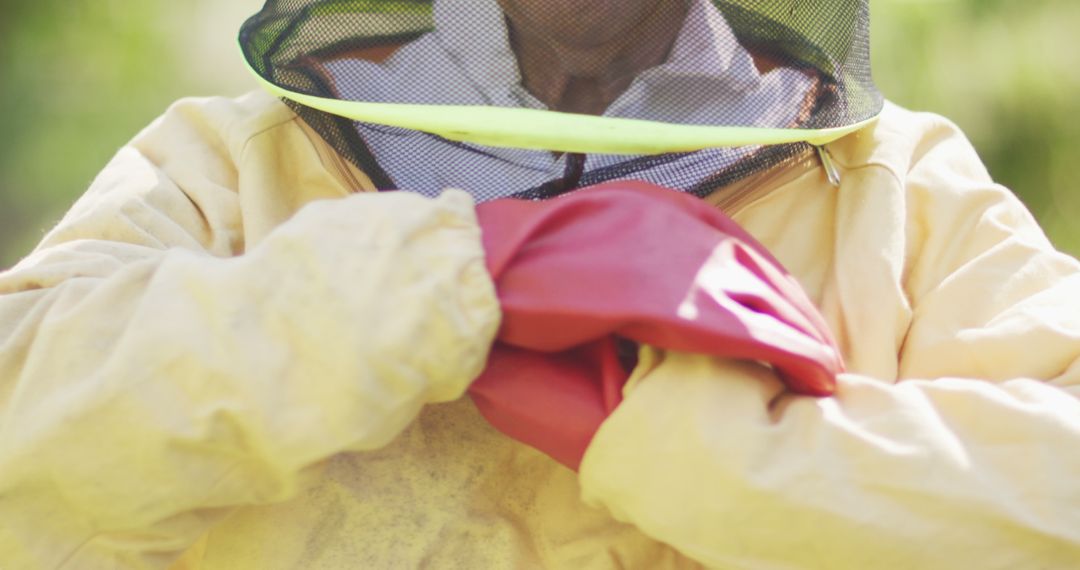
left=0, top=97, right=1077, bottom=569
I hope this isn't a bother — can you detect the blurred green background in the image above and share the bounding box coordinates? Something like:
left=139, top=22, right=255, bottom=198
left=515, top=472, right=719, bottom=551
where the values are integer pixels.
left=1, top=0, right=1078, bottom=268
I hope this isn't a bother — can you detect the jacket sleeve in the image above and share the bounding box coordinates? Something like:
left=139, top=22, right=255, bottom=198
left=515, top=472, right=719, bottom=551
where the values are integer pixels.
left=0, top=98, right=500, bottom=569
left=577, top=118, right=1080, bottom=569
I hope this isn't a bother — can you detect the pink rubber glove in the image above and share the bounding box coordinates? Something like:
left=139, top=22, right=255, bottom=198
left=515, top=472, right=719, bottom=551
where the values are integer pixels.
left=469, top=181, right=843, bottom=470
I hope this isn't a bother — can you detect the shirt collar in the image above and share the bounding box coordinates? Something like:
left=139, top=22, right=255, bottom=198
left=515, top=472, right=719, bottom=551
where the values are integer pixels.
left=432, top=0, right=763, bottom=108
left=433, top=0, right=522, bottom=106
left=645, top=0, right=761, bottom=92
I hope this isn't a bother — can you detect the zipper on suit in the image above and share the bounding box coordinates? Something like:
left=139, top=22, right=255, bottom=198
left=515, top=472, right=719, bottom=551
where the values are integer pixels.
left=720, top=145, right=843, bottom=217
left=815, top=144, right=842, bottom=187
left=717, top=149, right=817, bottom=215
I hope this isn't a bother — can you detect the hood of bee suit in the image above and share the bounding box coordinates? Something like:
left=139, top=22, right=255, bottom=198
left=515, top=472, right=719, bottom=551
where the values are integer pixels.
left=239, top=0, right=882, bottom=201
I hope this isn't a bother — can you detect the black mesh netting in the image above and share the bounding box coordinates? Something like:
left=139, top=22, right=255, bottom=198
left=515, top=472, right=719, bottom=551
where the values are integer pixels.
left=240, top=0, right=881, bottom=202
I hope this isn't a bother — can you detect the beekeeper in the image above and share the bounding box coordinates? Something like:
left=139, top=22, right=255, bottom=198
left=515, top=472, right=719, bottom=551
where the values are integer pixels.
left=1, top=0, right=1078, bottom=568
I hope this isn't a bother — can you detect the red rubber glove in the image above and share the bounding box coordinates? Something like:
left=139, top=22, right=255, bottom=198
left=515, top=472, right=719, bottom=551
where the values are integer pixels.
left=470, top=339, right=628, bottom=470
left=469, top=181, right=843, bottom=470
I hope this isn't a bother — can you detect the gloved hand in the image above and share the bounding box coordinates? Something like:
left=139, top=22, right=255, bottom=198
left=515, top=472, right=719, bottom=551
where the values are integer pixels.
left=469, top=181, right=843, bottom=470
left=470, top=339, right=628, bottom=471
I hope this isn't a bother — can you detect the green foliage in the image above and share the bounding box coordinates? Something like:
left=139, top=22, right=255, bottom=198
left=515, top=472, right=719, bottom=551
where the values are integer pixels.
left=872, top=0, right=1080, bottom=253
left=0, top=1, right=258, bottom=267
left=1, top=0, right=1078, bottom=268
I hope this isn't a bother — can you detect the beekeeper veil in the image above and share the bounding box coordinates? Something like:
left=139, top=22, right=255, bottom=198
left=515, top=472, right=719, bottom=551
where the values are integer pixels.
left=240, top=0, right=881, bottom=200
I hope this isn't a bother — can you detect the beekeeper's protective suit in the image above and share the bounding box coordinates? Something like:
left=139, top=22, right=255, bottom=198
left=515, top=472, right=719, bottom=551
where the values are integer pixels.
left=1, top=0, right=1079, bottom=569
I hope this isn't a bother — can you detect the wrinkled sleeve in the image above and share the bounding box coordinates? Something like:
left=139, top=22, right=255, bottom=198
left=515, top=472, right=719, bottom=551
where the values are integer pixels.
left=578, top=120, right=1080, bottom=569
left=0, top=100, right=500, bottom=569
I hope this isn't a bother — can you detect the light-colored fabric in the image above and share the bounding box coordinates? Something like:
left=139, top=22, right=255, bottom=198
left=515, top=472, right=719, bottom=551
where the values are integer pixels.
left=0, top=92, right=500, bottom=569
left=322, top=0, right=814, bottom=199
left=580, top=114, right=1080, bottom=568
left=0, top=90, right=1078, bottom=569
